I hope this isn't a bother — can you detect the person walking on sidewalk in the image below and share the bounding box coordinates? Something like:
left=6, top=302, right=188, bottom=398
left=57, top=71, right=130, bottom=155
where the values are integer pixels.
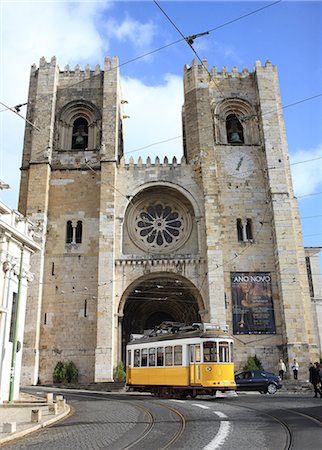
left=278, top=358, right=286, bottom=380
left=291, top=359, right=299, bottom=380
left=310, top=362, right=322, bottom=398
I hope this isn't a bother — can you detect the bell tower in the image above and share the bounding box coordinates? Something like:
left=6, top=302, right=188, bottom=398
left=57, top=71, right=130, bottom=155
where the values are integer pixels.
left=182, top=59, right=319, bottom=366
left=19, top=56, right=124, bottom=384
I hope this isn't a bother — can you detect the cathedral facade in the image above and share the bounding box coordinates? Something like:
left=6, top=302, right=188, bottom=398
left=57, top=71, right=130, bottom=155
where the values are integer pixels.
left=18, top=56, right=319, bottom=384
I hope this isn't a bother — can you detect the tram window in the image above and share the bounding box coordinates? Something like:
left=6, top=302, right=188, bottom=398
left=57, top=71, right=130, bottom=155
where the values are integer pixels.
left=174, top=345, right=182, bottom=365
left=141, top=348, right=148, bottom=367
left=165, top=346, right=173, bottom=366
left=134, top=349, right=140, bottom=367
left=219, top=342, right=229, bottom=362
left=157, top=347, right=164, bottom=366
left=127, top=350, right=131, bottom=367
left=149, top=348, right=156, bottom=366
left=195, top=344, right=201, bottom=363
left=203, top=341, right=218, bottom=362
left=230, top=342, right=233, bottom=362
left=190, top=347, right=194, bottom=363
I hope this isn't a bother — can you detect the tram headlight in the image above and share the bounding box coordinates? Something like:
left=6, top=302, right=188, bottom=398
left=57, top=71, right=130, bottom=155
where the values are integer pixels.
left=206, top=367, right=212, bottom=372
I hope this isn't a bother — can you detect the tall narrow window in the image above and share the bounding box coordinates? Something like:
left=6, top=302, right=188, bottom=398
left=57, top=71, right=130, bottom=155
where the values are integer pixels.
left=246, top=219, right=253, bottom=240
left=226, top=114, right=244, bottom=144
left=72, top=117, right=88, bottom=149
left=306, top=257, right=314, bottom=297
left=66, top=221, right=73, bottom=244
left=76, top=221, right=83, bottom=244
left=9, top=293, right=17, bottom=342
left=237, top=219, right=243, bottom=241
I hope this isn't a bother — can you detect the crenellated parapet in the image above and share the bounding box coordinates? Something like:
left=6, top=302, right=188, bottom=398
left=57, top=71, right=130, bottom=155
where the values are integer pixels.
left=119, top=155, right=186, bottom=170
left=184, top=58, right=276, bottom=91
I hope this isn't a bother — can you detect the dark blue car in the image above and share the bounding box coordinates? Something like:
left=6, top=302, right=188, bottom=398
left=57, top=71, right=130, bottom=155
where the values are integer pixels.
left=235, top=370, right=282, bottom=394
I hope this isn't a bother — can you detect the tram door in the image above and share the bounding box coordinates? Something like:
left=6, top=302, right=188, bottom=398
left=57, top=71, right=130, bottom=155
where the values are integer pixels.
left=189, top=344, right=201, bottom=385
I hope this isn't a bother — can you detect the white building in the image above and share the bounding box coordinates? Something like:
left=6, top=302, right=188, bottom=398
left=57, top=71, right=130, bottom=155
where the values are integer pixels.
left=0, top=198, right=40, bottom=402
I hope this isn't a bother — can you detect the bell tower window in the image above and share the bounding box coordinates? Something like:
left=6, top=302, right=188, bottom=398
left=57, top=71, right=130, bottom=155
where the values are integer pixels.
left=57, top=100, right=101, bottom=150
left=72, top=118, right=88, bottom=149
left=226, top=114, right=244, bottom=144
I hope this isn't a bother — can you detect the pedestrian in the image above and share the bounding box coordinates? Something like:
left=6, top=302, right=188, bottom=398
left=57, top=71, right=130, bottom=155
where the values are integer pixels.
left=310, top=362, right=322, bottom=398
left=278, top=358, right=286, bottom=380
left=291, top=359, right=299, bottom=380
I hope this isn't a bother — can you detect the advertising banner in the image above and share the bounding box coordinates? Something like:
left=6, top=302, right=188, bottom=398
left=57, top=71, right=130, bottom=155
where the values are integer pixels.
left=231, top=272, right=276, bottom=335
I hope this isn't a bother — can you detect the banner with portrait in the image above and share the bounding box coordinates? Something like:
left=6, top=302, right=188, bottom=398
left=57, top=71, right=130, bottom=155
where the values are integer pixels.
left=231, top=272, right=276, bottom=335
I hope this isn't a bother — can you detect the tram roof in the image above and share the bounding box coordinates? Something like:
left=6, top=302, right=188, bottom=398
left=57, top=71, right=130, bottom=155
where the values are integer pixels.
left=127, top=328, right=232, bottom=346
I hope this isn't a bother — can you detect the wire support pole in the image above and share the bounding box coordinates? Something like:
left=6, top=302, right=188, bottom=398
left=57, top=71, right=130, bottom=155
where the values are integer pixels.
left=8, top=246, right=24, bottom=403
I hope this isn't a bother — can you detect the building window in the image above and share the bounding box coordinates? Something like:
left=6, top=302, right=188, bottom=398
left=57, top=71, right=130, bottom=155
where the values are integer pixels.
left=66, top=220, right=83, bottom=245
left=306, top=257, right=314, bottom=297
left=226, top=114, right=244, bottom=144
left=76, top=221, right=83, bottom=244
left=66, top=221, right=73, bottom=244
left=72, top=117, right=88, bottom=149
left=57, top=100, right=102, bottom=151
left=237, top=218, right=253, bottom=242
left=9, top=293, right=17, bottom=342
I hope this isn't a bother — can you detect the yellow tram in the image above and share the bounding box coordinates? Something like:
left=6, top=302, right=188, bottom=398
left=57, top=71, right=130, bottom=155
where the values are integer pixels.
left=126, top=322, right=236, bottom=398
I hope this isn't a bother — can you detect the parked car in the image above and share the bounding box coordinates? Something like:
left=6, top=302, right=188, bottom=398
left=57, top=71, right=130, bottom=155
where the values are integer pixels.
left=235, top=370, right=282, bottom=394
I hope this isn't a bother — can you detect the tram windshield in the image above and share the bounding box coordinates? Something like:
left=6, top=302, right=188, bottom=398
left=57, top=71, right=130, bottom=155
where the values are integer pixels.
left=203, top=341, right=218, bottom=362
left=203, top=341, right=232, bottom=363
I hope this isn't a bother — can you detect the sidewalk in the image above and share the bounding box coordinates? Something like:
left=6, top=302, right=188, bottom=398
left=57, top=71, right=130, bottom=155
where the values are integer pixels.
left=0, top=392, right=70, bottom=445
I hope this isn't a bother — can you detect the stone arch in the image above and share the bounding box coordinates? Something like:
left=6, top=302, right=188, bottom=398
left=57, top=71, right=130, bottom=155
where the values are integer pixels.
left=213, top=98, right=259, bottom=145
left=123, top=183, right=200, bottom=256
left=118, top=272, right=205, bottom=361
left=56, top=100, right=102, bottom=150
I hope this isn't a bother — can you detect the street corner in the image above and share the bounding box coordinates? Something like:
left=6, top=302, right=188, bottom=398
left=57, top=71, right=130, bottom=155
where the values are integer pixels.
left=0, top=392, right=71, bottom=445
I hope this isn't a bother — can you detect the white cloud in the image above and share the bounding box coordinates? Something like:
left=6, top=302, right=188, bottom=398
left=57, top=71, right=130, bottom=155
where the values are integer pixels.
left=121, top=74, right=184, bottom=162
left=0, top=1, right=111, bottom=208
left=106, top=15, right=157, bottom=51
left=290, top=147, right=322, bottom=197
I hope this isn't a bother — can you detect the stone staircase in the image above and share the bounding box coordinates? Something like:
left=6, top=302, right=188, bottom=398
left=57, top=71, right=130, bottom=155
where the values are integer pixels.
left=280, top=380, right=314, bottom=393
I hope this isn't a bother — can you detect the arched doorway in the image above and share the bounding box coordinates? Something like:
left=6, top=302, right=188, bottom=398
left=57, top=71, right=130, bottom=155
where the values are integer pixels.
left=120, top=274, right=203, bottom=361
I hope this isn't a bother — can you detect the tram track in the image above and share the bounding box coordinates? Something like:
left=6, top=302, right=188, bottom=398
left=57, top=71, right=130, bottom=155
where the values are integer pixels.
left=44, top=390, right=186, bottom=450
left=121, top=399, right=186, bottom=450
left=215, top=399, right=322, bottom=450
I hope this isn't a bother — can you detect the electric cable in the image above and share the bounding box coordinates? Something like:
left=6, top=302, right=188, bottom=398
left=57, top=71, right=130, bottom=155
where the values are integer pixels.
left=1, top=0, right=283, bottom=120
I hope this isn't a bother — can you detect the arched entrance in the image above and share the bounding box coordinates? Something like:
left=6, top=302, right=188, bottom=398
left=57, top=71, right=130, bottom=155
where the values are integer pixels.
left=119, top=274, right=203, bottom=361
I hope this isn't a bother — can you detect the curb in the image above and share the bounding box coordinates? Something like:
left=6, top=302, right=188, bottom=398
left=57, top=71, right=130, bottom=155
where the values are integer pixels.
left=0, top=405, right=71, bottom=445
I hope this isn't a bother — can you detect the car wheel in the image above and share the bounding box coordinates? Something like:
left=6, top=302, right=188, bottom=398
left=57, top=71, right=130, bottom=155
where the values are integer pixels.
left=267, top=383, right=277, bottom=394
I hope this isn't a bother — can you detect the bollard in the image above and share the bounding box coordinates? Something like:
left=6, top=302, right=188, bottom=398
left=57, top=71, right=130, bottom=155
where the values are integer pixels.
left=31, top=409, right=42, bottom=423
left=3, top=422, right=17, bottom=433
left=57, top=398, right=66, bottom=409
left=46, top=393, right=54, bottom=404
left=48, top=403, right=58, bottom=415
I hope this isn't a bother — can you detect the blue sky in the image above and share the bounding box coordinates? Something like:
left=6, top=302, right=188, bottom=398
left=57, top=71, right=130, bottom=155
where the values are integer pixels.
left=0, top=0, right=321, bottom=250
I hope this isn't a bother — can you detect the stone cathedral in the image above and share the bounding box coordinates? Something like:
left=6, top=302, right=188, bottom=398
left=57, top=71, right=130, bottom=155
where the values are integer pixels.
left=18, top=56, right=319, bottom=385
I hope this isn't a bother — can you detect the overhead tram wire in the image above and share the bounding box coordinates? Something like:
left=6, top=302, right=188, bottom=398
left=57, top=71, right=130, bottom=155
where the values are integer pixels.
left=0, top=100, right=39, bottom=131
left=152, top=0, right=284, bottom=125
left=123, top=93, right=322, bottom=158
left=2, top=1, right=283, bottom=115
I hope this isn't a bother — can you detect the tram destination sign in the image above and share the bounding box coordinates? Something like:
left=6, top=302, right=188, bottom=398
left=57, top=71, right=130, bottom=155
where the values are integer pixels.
left=231, top=272, right=276, bottom=335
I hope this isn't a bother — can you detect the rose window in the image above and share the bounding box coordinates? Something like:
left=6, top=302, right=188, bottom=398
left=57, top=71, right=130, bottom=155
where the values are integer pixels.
left=127, top=193, right=193, bottom=253
left=137, top=204, right=184, bottom=247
